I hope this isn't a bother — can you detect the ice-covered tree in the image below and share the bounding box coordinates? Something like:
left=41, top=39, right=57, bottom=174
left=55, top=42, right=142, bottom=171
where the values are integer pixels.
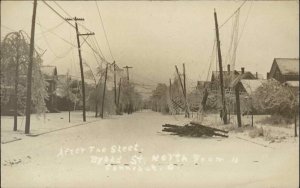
left=1, top=31, right=48, bottom=130
left=252, top=79, right=298, bottom=119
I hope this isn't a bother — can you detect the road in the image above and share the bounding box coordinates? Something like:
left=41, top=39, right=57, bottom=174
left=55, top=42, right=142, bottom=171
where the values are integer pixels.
left=1, top=110, right=299, bottom=188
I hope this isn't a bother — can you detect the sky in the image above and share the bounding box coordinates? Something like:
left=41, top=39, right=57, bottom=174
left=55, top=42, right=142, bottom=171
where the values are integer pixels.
left=1, top=0, right=299, bottom=94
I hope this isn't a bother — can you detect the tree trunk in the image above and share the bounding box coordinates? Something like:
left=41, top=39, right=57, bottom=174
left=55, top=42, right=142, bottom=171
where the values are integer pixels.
left=95, top=99, right=98, bottom=117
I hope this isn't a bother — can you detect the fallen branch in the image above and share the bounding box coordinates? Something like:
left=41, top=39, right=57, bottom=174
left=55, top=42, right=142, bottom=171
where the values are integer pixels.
left=162, top=123, right=228, bottom=138
left=190, top=121, right=228, bottom=134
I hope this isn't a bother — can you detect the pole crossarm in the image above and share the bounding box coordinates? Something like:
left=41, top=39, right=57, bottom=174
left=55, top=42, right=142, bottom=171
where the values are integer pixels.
left=123, top=66, right=133, bottom=81
left=78, top=32, right=95, bottom=36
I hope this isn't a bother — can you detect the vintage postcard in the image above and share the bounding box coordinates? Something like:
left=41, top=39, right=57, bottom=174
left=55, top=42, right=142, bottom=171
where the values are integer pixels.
left=1, top=0, right=299, bottom=187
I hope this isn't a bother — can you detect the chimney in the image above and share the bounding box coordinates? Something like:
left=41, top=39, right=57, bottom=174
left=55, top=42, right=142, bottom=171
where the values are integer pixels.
left=241, top=67, right=245, bottom=74
left=227, top=64, right=230, bottom=74
left=256, top=72, right=258, bottom=79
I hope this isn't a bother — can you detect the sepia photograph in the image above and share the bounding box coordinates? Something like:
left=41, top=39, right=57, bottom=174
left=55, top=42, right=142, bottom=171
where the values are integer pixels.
left=0, top=0, right=299, bottom=187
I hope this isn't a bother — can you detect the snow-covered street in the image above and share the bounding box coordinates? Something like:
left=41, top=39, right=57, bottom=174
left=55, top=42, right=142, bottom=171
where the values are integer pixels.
left=1, top=110, right=298, bottom=188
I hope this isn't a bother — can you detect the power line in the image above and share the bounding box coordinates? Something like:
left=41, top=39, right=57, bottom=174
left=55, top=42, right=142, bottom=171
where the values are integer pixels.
left=36, top=21, right=65, bottom=36
left=36, top=22, right=77, bottom=47
left=41, top=0, right=114, bottom=66
left=38, top=19, right=75, bottom=59
left=86, top=37, right=103, bottom=68
left=219, top=0, right=248, bottom=29
left=90, top=36, right=105, bottom=61
left=42, top=0, right=76, bottom=29
left=95, top=1, right=115, bottom=61
left=206, top=38, right=216, bottom=81
left=53, top=1, right=72, bottom=17
left=92, top=35, right=106, bottom=60
left=237, top=1, right=253, bottom=46
left=1, top=24, right=15, bottom=32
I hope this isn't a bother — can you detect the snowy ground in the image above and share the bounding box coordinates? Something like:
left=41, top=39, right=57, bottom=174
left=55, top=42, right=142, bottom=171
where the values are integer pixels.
left=1, top=111, right=97, bottom=144
left=1, top=110, right=299, bottom=188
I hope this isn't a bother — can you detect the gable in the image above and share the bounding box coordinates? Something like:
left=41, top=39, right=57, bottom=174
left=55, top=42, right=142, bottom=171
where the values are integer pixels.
left=274, top=58, right=299, bottom=75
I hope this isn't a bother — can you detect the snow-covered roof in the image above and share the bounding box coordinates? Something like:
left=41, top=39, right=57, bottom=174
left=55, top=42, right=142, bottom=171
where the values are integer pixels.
left=284, top=81, right=299, bottom=87
left=274, top=58, right=299, bottom=75
left=230, top=72, right=256, bottom=88
left=240, top=79, right=268, bottom=94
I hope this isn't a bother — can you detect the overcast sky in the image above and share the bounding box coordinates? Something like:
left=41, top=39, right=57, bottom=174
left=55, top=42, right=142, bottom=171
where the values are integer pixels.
left=1, top=1, right=299, bottom=92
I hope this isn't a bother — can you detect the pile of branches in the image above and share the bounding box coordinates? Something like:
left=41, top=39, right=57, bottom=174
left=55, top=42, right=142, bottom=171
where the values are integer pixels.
left=162, top=122, right=228, bottom=138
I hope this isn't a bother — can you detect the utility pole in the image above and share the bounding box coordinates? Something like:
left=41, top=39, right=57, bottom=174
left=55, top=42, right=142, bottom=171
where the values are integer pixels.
left=113, top=61, right=117, bottom=105
left=123, top=66, right=132, bottom=114
left=67, top=73, right=71, bottom=123
left=169, top=79, right=172, bottom=99
left=183, top=63, right=189, bottom=118
left=25, top=0, right=38, bottom=134
left=116, top=78, right=122, bottom=114
left=175, top=65, right=189, bottom=118
left=183, top=64, right=186, bottom=98
left=14, top=33, right=20, bottom=131
left=123, top=66, right=132, bottom=82
left=117, top=78, right=122, bottom=108
left=214, top=9, right=228, bottom=124
left=100, top=64, right=108, bottom=119
left=235, top=84, right=242, bottom=127
left=65, top=17, right=94, bottom=122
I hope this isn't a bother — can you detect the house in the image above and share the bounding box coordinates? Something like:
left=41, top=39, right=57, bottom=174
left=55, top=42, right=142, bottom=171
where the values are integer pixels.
left=41, top=66, right=59, bottom=112
left=237, top=79, right=268, bottom=95
left=267, top=58, right=299, bottom=83
left=230, top=71, right=257, bottom=92
left=196, top=81, right=211, bottom=91
left=211, top=65, right=256, bottom=92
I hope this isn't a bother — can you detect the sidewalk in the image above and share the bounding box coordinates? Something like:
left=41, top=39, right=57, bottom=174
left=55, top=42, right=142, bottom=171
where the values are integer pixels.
left=1, top=111, right=98, bottom=144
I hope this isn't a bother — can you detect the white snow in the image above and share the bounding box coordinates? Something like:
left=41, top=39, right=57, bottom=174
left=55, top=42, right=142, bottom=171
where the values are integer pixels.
left=1, top=110, right=299, bottom=188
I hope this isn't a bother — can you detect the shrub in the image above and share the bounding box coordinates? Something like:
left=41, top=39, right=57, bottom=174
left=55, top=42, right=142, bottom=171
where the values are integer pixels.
left=248, top=127, right=264, bottom=138
left=257, top=115, right=293, bottom=126
left=252, top=79, right=298, bottom=119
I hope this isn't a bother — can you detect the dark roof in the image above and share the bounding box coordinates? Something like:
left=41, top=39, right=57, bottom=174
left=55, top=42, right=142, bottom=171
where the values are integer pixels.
left=197, top=81, right=210, bottom=89
left=211, top=70, right=240, bottom=81
left=274, top=58, right=299, bottom=75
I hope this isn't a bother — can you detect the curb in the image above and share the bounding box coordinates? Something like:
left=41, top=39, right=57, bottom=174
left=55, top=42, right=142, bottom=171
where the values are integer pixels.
left=26, top=119, right=101, bottom=137
left=1, top=138, right=22, bottom=144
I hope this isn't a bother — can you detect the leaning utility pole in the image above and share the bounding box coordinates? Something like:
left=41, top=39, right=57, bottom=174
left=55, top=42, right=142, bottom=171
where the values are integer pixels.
left=123, top=66, right=133, bottom=82
left=65, top=17, right=94, bottom=122
left=183, top=64, right=186, bottom=98
left=100, top=64, right=108, bottom=118
left=25, top=0, right=38, bottom=134
left=214, top=9, right=228, bottom=124
left=183, top=63, right=189, bottom=118
left=175, top=65, right=189, bottom=118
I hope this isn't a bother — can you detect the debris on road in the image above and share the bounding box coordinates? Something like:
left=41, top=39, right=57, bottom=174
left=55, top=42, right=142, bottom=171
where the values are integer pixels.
left=162, top=121, right=228, bottom=138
